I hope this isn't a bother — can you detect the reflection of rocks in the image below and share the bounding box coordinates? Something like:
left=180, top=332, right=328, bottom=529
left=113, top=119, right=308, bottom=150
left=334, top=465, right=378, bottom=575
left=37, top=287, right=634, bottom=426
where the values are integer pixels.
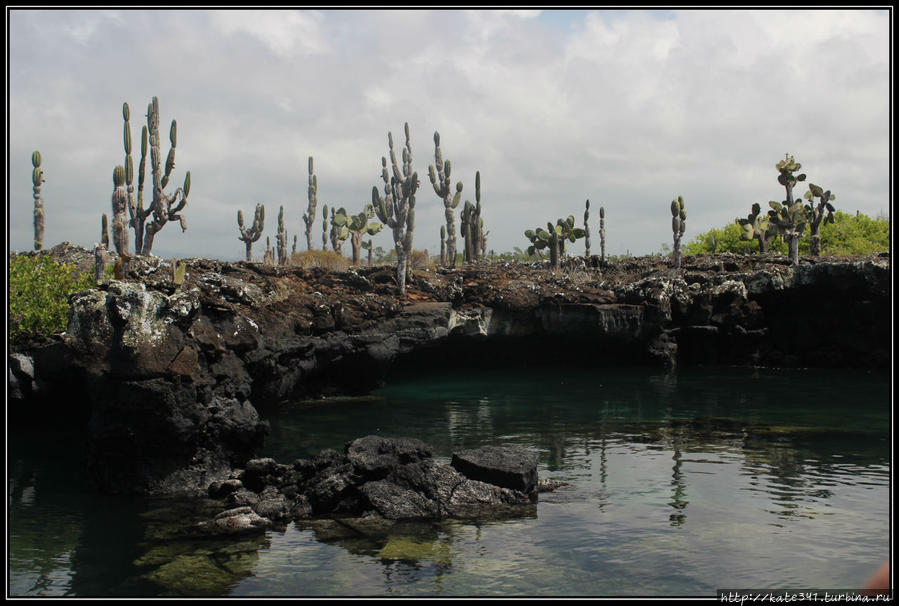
left=200, top=436, right=547, bottom=535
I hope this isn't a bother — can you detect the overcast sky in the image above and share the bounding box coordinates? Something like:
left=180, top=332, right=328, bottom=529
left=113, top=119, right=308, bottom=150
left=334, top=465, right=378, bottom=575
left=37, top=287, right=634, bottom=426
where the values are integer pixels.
left=7, top=8, right=891, bottom=262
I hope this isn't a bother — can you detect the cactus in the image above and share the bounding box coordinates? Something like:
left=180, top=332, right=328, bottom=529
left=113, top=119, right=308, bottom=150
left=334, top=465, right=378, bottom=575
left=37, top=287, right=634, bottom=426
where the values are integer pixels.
left=361, top=239, right=374, bottom=267
left=599, top=206, right=606, bottom=263
left=111, top=165, right=130, bottom=254
left=173, top=260, right=187, bottom=288
left=340, top=204, right=383, bottom=265
left=737, top=202, right=777, bottom=253
left=803, top=183, right=836, bottom=256
left=303, top=156, right=318, bottom=251
left=439, top=225, right=446, bottom=266
left=276, top=205, right=289, bottom=265
left=584, top=199, right=591, bottom=257
left=776, top=153, right=806, bottom=206
left=525, top=216, right=585, bottom=270
left=372, top=122, right=419, bottom=296
left=459, top=171, right=485, bottom=263
left=93, top=242, right=109, bottom=285
left=768, top=155, right=808, bottom=266
left=767, top=199, right=806, bottom=266
left=670, top=195, right=686, bottom=268
left=428, top=131, right=463, bottom=268
left=31, top=150, right=45, bottom=250
left=237, top=203, right=265, bottom=261
left=479, top=220, right=489, bottom=261
left=321, top=204, right=328, bottom=250
left=264, top=236, right=274, bottom=265
left=292, top=234, right=297, bottom=255
left=329, top=206, right=349, bottom=254
left=101, top=213, right=110, bottom=249
left=134, top=96, right=190, bottom=256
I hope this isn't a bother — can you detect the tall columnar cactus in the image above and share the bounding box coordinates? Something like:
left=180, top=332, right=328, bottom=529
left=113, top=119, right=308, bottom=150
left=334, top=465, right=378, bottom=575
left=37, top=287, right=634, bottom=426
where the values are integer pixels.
left=276, top=205, right=289, bottom=265
left=139, top=96, right=190, bottom=256
left=101, top=214, right=110, bottom=249
left=460, top=171, right=485, bottom=263
left=264, top=236, right=274, bottom=265
left=292, top=234, right=297, bottom=255
left=738, top=202, right=777, bottom=253
left=125, top=103, right=153, bottom=255
left=237, top=203, right=265, bottom=262
left=111, top=165, right=130, bottom=254
left=803, top=183, right=836, bottom=256
left=372, top=122, right=419, bottom=297
left=584, top=199, right=591, bottom=257
left=428, top=131, right=463, bottom=268
left=670, top=195, right=686, bottom=269
left=303, top=156, right=318, bottom=251
left=599, top=206, right=606, bottom=263
left=321, top=204, right=328, bottom=250
left=439, top=225, right=446, bottom=266
left=460, top=201, right=474, bottom=263
left=31, top=150, right=45, bottom=250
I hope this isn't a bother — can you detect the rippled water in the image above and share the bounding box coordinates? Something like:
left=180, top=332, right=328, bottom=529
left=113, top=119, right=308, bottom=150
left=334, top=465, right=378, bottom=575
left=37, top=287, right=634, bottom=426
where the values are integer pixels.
left=7, top=365, right=891, bottom=597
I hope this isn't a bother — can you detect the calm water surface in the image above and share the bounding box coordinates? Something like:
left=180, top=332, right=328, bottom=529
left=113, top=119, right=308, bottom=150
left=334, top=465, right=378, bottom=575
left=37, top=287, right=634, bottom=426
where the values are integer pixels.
left=7, top=365, right=891, bottom=597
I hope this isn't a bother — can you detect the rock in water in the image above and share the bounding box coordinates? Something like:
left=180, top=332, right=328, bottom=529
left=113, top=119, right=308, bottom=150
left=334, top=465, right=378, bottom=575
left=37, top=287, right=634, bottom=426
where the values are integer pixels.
left=451, top=445, right=538, bottom=493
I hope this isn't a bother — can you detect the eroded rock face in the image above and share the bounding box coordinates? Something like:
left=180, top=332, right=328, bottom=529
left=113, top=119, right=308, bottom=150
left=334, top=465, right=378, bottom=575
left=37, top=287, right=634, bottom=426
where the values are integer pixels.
left=7, top=249, right=890, bottom=495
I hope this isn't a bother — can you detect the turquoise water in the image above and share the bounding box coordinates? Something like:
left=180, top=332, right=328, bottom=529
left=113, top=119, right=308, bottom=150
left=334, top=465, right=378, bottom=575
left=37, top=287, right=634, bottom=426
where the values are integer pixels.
left=7, top=365, right=891, bottom=597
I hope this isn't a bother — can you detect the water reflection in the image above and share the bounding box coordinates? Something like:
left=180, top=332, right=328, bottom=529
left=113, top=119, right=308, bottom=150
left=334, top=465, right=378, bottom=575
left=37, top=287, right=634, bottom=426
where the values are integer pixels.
left=8, top=366, right=890, bottom=597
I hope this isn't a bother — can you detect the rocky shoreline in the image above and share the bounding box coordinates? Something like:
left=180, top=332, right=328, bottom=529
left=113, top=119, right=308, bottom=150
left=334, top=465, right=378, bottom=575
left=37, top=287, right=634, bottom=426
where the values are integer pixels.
left=7, top=244, right=891, bottom=508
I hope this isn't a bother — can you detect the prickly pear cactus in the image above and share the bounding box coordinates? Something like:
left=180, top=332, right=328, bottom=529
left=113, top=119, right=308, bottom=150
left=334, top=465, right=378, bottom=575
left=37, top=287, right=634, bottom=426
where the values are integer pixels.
left=237, top=204, right=265, bottom=262
left=343, top=203, right=382, bottom=265
left=803, top=183, right=836, bottom=256
left=670, top=195, right=686, bottom=269
left=32, top=150, right=44, bottom=250
left=737, top=202, right=777, bottom=253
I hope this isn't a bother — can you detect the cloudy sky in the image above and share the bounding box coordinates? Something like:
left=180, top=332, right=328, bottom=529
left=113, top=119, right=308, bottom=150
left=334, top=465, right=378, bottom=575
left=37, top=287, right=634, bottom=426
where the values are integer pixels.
left=8, top=8, right=891, bottom=261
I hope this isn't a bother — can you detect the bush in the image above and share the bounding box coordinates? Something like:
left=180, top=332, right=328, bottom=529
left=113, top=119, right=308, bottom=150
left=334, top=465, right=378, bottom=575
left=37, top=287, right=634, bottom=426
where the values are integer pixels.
left=818, top=211, right=890, bottom=255
left=682, top=211, right=888, bottom=256
left=9, top=254, right=95, bottom=340
left=290, top=250, right=352, bottom=271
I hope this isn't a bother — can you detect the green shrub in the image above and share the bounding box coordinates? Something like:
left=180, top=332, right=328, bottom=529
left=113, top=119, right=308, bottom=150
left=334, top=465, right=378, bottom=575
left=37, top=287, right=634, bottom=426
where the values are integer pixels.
left=818, top=211, right=890, bottom=255
left=682, top=211, right=888, bottom=256
left=8, top=254, right=95, bottom=340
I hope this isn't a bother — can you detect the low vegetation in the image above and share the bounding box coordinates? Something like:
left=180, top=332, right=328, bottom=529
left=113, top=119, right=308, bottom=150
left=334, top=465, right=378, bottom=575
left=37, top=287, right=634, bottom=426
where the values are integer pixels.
left=8, top=255, right=94, bottom=341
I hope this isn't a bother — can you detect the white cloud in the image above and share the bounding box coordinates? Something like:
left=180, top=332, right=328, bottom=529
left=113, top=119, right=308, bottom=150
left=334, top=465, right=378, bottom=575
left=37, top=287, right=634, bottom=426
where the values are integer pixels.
left=7, top=9, right=890, bottom=261
left=209, top=9, right=328, bottom=58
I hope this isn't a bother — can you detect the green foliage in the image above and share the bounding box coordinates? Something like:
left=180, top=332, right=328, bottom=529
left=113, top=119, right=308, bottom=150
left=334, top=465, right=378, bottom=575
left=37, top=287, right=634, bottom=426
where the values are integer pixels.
left=9, top=255, right=95, bottom=340
left=818, top=211, right=890, bottom=255
left=682, top=211, right=888, bottom=256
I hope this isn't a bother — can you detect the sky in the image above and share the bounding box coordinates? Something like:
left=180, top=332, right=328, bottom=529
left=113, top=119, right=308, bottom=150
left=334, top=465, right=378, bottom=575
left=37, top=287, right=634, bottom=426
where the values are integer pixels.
left=7, top=8, right=892, bottom=262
